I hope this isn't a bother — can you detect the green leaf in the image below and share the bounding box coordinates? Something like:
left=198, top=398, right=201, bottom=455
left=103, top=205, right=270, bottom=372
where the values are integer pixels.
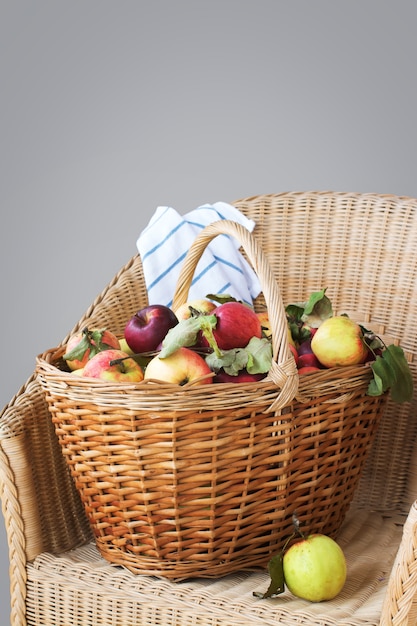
left=368, top=344, right=413, bottom=403
left=159, top=315, right=217, bottom=358
left=368, top=356, right=391, bottom=396
left=206, top=348, right=248, bottom=375
left=63, top=334, right=91, bottom=362
left=301, top=289, right=333, bottom=328
left=245, top=337, right=273, bottom=374
left=285, top=303, right=305, bottom=322
left=205, top=293, right=237, bottom=305
left=253, top=553, right=285, bottom=598
left=204, top=337, right=272, bottom=376
left=62, top=327, right=113, bottom=362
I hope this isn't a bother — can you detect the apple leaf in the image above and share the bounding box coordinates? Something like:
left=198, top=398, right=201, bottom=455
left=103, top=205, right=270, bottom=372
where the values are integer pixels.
left=206, top=347, right=249, bottom=375
left=205, top=337, right=272, bottom=376
left=245, top=336, right=273, bottom=374
left=253, top=553, right=285, bottom=598
left=63, top=328, right=115, bottom=362
left=159, top=315, right=217, bottom=358
left=205, top=293, right=238, bottom=305
left=368, top=344, right=413, bottom=403
left=285, top=289, right=333, bottom=343
left=301, top=288, right=333, bottom=328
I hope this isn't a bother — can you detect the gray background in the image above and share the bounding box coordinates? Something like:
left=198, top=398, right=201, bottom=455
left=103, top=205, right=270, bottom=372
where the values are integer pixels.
left=1, top=1, right=417, bottom=622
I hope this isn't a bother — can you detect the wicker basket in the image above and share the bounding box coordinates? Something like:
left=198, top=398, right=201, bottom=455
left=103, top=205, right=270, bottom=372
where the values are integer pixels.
left=36, top=219, right=387, bottom=581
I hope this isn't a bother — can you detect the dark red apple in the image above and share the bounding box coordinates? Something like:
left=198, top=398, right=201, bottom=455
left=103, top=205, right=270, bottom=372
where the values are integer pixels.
left=298, top=352, right=322, bottom=369
left=124, top=304, right=179, bottom=353
left=209, top=302, right=262, bottom=350
left=298, top=366, right=321, bottom=376
left=297, top=337, right=322, bottom=369
left=297, top=337, right=313, bottom=356
left=213, top=369, right=266, bottom=383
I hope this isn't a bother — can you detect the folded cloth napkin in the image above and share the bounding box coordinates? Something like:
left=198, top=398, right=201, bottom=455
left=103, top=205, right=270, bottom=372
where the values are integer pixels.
left=137, top=201, right=262, bottom=308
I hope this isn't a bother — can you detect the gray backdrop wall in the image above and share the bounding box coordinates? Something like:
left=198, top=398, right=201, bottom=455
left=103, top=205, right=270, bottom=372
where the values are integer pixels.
left=1, top=1, right=417, bottom=622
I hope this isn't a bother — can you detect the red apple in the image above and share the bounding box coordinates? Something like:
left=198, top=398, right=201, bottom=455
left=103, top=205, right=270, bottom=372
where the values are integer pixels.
left=207, top=301, right=262, bottom=350
left=124, top=304, right=179, bottom=353
left=82, top=349, right=144, bottom=382
left=297, top=337, right=322, bottom=369
left=63, top=327, right=120, bottom=371
left=173, top=298, right=216, bottom=320
left=298, top=352, right=322, bottom=369
left=283, top=534, right=347, bottom=602
left=298, top=366, right=321, bottom=376
left=311, top=315, right=369, bottom=367
left=289, top=343, right=299, bottom=367
left=213, top=368, right=266, bottom=383
left=297, top=337, right=314, bottom=356
left=144, top=346, right=213, bottom=385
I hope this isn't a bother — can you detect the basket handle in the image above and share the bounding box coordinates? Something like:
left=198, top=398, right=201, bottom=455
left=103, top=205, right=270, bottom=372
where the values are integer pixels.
left=171, top=220, right=299, bottom=410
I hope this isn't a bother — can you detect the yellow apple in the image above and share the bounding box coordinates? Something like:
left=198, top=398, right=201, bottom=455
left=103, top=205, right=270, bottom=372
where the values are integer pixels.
left=311, top=315, right=369, bottom=367
left=257, top=311, right=296, bottom=347
left=283, top=534, right=347, bottom=602
left=144, top=347, right=213, bottom=385
left=173, top=298, right=216, bottom=320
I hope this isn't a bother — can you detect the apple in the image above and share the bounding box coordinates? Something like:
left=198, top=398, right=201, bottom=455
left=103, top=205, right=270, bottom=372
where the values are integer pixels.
left=289, top=343, right=299, bottom=367
left=71, top=368, right=85, bottom=376
left=257, top=311, right=272, bottom=340
left=82, top=349, right=144, bottom=382
left=144, top=346, right=213, bottom=385
left=173, top=298, right=216, bottom=320
left=311, top=315, right=369, bottom=368
left=206, top=301, right=262, bottom=351
left=283, top=534, right=347, bottom=602
left=298, top=353, right=322, bottom=369
left=257, top=311, right=296, bottom=348
left=298, top=365, right=321, bottom=376
left=118, top=337, right=134, bottom=355
left=63, top=327, right=120, bottom=371
left=213, top=368, right=266, bottom=383
left=124, top=304, right=179, bottom=353
left=297, top=337, right=322, bottom=370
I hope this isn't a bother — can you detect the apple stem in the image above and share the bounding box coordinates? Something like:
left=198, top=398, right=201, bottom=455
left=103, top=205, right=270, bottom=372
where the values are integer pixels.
left=200, top=318, right=223, bottom=359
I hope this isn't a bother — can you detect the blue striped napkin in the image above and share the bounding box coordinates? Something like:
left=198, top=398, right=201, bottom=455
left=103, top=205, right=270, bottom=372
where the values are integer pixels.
left=137, top=202, right=262, bottom=308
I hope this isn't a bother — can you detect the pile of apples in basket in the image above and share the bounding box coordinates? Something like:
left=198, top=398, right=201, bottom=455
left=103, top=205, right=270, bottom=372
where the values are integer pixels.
left=61, top=288, right=413, bottom=602
left=63, top=288, right=412, bottom=404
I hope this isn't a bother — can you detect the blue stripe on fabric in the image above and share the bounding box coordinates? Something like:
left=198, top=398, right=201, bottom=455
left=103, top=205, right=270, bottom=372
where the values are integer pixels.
left=146, top=251, right=188, bottom=292
left=190, top=260, right=217, bottom=287
left=212, top=254, right=245, bottom=276
left=140, top=206, right=171, bottom=237
left=141, top=220, right=187, bottom=262
left=218, top=282, right=232, bottom=293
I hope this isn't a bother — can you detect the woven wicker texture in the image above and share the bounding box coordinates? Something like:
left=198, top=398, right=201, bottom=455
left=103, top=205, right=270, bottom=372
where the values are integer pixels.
left=36, top=219, right=387, bottom=580
left=1, top=191, right=417, bottom=625
left=25, top=508, right=407, bottom=626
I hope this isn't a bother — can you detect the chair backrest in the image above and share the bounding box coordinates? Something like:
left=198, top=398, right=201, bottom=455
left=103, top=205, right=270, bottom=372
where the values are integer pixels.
left=1, top=191, right=416, bottom=566
left=233, top=192, right=417, bottom=513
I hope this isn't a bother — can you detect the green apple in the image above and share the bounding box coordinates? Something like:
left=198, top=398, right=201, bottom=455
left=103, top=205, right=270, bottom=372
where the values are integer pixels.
left=311, top=315, right=369, bottom=367
left=118, top=337, right=134, bottom=355
left=283, top=534, right=347, bottom=602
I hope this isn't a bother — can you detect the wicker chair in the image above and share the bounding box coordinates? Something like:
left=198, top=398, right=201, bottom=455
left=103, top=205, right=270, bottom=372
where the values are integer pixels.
left=1, top=191, right=417, bottom=626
